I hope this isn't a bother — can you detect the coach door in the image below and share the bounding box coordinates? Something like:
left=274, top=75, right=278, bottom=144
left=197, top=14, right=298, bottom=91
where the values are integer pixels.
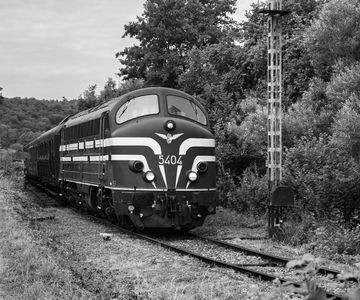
left=98, top=112, right=109, bottom=181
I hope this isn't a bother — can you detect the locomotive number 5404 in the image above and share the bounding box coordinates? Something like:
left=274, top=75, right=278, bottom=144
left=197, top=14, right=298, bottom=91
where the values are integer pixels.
left=158, top=155, right=183, bottom=165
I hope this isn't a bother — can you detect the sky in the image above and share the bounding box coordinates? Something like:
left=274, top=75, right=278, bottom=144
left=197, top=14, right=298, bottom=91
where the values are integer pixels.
left=0, top=0, right=257, bottom=101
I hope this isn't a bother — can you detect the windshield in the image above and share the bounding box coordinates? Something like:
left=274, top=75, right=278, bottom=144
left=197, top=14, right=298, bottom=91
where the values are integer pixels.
left=167, top=95, right=207, bottom=125
left=116, top=94, right=159, bottom=124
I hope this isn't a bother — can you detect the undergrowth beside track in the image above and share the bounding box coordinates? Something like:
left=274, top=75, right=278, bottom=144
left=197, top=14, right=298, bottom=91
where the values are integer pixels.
left=0, top=174, right=92, bottom=299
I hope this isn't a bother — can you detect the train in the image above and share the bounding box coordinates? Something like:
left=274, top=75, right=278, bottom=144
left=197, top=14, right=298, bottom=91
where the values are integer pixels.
left=24, top=87, right=217, bottom=231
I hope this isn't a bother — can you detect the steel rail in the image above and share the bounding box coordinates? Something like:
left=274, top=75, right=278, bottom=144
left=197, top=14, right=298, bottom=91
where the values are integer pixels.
left=188, top=232, right=342, bottom=279
left=126, top=230, right=342, bottom=300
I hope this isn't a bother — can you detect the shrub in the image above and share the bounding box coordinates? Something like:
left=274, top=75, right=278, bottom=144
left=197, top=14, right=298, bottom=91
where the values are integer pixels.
left=283, top=134, right=360, bottom=223
left=217, top=164, right=268, bottom=214
left=278, top=212, right=317, bottom=245
left=310, top=221, right=360, bottom=256
left=235, top=167, right=268, bottom=215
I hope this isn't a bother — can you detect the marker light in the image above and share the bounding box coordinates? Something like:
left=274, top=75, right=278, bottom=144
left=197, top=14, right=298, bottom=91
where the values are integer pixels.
left=187, top=171, right=198, bottom=182
left=144, top=171, right=156, bottom=182
left=164, top=120, right=176, bottom=131
left=128, top=205, right=135, bottom=212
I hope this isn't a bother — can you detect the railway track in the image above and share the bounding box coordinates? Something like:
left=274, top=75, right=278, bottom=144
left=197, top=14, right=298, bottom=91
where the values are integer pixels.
left=22, top=180, right=350, bottom=299
left=128, top=230, right=345, bottom=300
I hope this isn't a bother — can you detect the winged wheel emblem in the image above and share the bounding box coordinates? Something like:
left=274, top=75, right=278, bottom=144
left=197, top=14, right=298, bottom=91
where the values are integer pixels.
left=155, top=133, right=184, bottom=144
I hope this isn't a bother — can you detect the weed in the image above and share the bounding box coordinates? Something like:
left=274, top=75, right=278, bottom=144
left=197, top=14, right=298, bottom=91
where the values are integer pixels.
left=285, top=253, right=360, bottom=300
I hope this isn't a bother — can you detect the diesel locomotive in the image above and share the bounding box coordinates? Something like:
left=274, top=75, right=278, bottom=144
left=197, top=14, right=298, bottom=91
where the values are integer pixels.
left=24, top=87, right=217, bottom=230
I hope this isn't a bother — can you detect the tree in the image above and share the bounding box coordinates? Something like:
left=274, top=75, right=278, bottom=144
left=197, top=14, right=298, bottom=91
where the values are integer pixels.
left=117, top=0, right=237, bottom=87
left=9, top=143, right=23, bottom=152
left=98, top=78, right=117, bottom=104
left=240, top=0, right=328, bottom=105
left=77, top=85, right=97, bottom=111
left=0, top=86, right=3, bottom=104
left=115, top=79, right=145, bottom=97
left=326, top=61, right=360, bottom=111
left=305, top=0, right=360, bottom=80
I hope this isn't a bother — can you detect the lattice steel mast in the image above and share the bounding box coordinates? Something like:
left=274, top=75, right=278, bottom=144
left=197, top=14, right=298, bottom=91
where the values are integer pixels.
left=259, top=0, right=292, bottom=235
left=259, top=0, right=289, bottom=191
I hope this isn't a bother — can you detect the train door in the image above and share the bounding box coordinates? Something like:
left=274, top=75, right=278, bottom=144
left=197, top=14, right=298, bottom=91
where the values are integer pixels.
left=54, top=133, right=61, bottom=180
left=48, top=139, right=53, bottom=181
left=59, top=126, right=65, bottom=180
left=98, top=112, right=109, bottom=182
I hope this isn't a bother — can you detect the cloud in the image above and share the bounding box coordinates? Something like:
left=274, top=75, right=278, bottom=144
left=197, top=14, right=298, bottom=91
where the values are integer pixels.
left=0, top=0, right=254, bottom=100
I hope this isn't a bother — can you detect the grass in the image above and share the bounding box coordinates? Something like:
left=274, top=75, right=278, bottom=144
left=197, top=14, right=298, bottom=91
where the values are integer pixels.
left=0, top=174, right=92, bottom=299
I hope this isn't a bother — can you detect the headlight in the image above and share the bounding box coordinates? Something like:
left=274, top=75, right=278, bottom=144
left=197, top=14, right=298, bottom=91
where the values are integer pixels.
left=164, top=120, right=176, bottom=131
left=187, top=171, right=198, bottom=182
left=129, top=160, right=144, bottom=172
left=197, top=161, right=208, bottom=173
left=144, top=170, right=156, bottom=182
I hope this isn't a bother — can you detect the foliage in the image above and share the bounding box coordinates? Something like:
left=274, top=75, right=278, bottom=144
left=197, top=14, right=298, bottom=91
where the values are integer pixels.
left=278, top=212, right=317, bottom=245
left=77, top=84, right=97, bottom=111
left=98, top=78, right=118, bottom=104
left=311, top=222, right=360, bottom=256
left=283, top=100, right=333, bottom=148
left=179, top=39, right=244, bottom=127
left=235, top=167, right=268, bottom=214
left=0, top=86, right=3, bottom=104
left=286, top=254, right=360, bottom=299
left=0, top=97, right=77, bottom=149
left=217, top=98, right=267, bottom=175
left=281, top=0, right=326, bottom=104
left=305, top=0, right=360, bottom=79
left=283, top=135, right=360, bottom=222
left=217, top=163, right=267, bottom=214
left=326, top=61, right=360, bottom=111
left=331, top=97, right=360, bottom=162
left=117, top=0, right=237, bottom=87
left=77, top=78, right=145, bottom=109
left=241, top=0, right=327, bottom=105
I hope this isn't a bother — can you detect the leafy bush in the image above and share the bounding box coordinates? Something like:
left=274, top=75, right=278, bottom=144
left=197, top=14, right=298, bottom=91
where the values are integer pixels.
left=0, top=156, right=24, bottom=179
left=311, top=222, right=360, bottom=256
left=331, top=95, right=360, bottom=162
left=217, top=164, right=267, bottom=214
left=283, top=135, right=360, bottom=223
left=278, top=212, right=318, bottom=245
left=234, top=167, right=268, bottom=215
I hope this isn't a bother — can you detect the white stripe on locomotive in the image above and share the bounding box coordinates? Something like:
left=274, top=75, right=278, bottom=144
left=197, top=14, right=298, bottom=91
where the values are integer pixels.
left=179, top=138, right=215, bottom=155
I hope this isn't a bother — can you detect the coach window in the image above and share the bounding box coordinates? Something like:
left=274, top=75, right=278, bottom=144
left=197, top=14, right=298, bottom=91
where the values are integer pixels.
left=116, top=94, right=159, bottom=124
left=167, top=95, right=207, bottom=125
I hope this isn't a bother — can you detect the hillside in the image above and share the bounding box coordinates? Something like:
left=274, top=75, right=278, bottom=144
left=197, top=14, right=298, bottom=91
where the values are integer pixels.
left=0, top=97, right=78, bottom=149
